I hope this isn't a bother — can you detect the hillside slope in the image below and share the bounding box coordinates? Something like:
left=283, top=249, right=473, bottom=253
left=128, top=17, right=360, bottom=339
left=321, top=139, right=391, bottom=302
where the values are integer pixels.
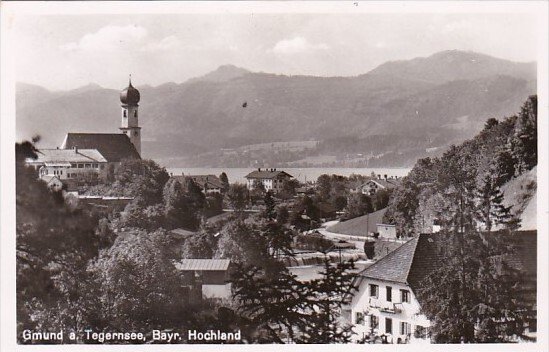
left=500, top=166, right=537, bottom=230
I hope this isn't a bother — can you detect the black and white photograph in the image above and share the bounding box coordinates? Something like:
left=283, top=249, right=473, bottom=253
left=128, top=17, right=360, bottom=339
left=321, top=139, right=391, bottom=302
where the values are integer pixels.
left=1, top=1, right=547, bottom=350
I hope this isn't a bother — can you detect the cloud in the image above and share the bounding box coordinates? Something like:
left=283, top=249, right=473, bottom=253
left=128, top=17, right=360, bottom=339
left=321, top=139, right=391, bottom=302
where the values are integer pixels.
left=61, top=25, right=148, bottom=52
left=142, top=35, right=180, bottom=51
left=272, top=36, right=329, bottom=55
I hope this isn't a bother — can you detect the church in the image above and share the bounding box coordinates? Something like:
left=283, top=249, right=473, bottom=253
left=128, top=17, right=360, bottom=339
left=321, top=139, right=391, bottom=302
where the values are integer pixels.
left=26, top=78, right=142, bottom=190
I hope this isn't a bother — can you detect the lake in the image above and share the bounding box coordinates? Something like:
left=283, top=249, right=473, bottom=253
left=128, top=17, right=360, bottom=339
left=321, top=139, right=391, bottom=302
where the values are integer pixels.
left=165, top=167, right=410, bottom=183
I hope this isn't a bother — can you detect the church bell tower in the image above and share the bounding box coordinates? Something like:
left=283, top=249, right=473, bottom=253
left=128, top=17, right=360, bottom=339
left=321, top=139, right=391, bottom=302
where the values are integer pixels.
left=119, top=75, right=141, bottom=155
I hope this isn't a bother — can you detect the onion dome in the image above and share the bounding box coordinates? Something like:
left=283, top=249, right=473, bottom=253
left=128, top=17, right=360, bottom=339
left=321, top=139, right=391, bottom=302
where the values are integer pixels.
left=120, top=75, right=140, bottom=105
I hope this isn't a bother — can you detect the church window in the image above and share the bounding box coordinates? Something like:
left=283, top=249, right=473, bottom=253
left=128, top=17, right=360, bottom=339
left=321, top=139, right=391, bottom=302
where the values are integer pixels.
left=123, top=110, right=127, bottom=118
left=134, top=131, right=138, bottom=136
left=134, top=111, right=138, bottom=118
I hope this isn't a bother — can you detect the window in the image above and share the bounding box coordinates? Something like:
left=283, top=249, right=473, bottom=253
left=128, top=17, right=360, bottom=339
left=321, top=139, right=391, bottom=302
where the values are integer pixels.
left=414, top=326, right=428, bottom=339
left=401, top=289, right=410, bottom=303
left=385, top=317, right=392, bottom=334
left=134, top=110, right=138, bottom=118
left=123, top=110, right=127, bottom=118
left=369, top=284, right=379, bottom=298
left=400, top=322, right=411, bottom=335
left=355, top=312, right=364, bottom=325
left=85, top=163, right=91, bottom=168
left=134, top=131, right=138, bottom=136
left=93, top=163, right=98, bottom=168
left=370, top=315, right=379, bottom=329
left=386, top=286, right=392, bottom=302
left=78, top=164, right=84, bottom=168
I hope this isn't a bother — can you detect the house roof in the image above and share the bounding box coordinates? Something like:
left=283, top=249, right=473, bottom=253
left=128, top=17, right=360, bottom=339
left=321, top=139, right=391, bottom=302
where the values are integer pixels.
left=61, top=133, right=140, bottom=162
left=327, top=207, right=388, bottom=235
left=188, top=175, right=224, bottom=189
left=364, top=179, right=400, bottom=189
left=176, top=259, right=231, bottom=271
left=359, top=235, right=423, bottom=284
left=170, top=228, right=197, bottom=238
left=359, top=230, right=537, bottom=294
left=28, top=148, right=107, bottom=164
left=41, top=175, right=62, bottom=184
left=245, top=169, right=293, bottom=179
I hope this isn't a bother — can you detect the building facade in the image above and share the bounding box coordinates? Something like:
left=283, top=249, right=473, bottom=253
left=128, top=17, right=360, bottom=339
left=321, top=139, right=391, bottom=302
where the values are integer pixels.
left=349, top=234, right=439, bottom=344
left=245, top=168, right=293, bottom=193
left=26, top=148, right=108, bottom=189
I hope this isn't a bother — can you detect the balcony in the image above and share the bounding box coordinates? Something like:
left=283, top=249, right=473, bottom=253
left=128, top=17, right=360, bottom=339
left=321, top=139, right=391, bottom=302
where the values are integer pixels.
left=368, top=297, right=402, bottom=314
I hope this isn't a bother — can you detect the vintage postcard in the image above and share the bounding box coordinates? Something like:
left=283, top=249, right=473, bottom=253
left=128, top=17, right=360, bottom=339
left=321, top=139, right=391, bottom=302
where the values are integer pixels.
left=1, top=1, right=547, bottom=351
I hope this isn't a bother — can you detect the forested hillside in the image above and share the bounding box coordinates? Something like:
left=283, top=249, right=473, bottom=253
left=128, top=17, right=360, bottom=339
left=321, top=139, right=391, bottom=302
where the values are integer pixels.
left=384, top=95, right=537, bottom=234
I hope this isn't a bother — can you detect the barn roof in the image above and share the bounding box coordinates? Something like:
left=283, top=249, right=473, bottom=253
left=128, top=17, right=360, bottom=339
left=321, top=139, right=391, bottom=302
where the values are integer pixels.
left=176, top=259, right=231, bottom=271
left=61, top=133, right=140, bottom=162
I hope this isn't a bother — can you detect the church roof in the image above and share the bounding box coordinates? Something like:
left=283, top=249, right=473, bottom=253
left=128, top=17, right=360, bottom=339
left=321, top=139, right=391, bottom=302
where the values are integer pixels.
left=61, top=133, right=140, bottom=162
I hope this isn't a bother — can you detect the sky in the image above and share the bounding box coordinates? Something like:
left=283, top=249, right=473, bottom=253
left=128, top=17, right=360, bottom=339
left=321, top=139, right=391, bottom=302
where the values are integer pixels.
left=10, top=12, right=538, bottom=90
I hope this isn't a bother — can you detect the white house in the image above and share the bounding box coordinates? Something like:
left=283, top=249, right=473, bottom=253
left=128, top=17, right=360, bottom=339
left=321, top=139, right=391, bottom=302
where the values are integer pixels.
left=360, top=178, right=399, bottom=196
left=245, top=168, right=292, bottom=193
left=349, top=234, right=440, bottom=344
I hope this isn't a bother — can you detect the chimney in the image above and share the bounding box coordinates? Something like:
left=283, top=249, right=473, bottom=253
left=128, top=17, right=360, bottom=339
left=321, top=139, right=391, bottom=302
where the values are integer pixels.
left=73, top=146, right=78, bottom=153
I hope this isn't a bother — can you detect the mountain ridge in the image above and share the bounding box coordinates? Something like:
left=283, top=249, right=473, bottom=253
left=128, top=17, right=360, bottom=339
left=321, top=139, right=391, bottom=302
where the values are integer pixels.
left=16, top=50, right=536, bottom=167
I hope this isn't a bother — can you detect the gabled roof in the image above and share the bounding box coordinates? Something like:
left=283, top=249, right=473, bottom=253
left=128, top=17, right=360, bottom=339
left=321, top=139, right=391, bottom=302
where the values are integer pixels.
left=176, top=259, right=231, bottom=271
left=245, top=169, right=293, bottom=179
left=359, top=235, right=423, bottom=284
left=364, top=179, right=400, bottom=189
left=28, top=148, right=107, bottom=164
left=188, top=175, right=224, bottom=189
left=41, top=175, right=62, bottom=184
left=61, top=133, right=140, bottom=162
left=359, top=230, right=536, bottom=293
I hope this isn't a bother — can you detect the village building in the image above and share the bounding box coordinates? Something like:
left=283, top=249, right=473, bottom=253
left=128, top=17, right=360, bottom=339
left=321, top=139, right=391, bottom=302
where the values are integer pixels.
left=26, top=78, right=142, bottom=191
left=359, top=177, right=399, bottom=196
left=25, top=148, right=108, bottom=190
left=348, top=231, right=537, bottom=344
left=60, top=77, right=142, bottom=161
left=175, top=259, right=233, bottom=300
left=40, top=175, right=63, bottom=192
left=245, top=168, right=293, bottom=193
left=348, top=233, right=437, bottom=344
left=170, top=174, right=225, bottom=194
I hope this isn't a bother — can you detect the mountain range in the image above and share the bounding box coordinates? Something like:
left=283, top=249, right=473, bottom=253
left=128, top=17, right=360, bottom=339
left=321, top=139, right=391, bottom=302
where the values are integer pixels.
left=16, top=50, right=536, bottom=167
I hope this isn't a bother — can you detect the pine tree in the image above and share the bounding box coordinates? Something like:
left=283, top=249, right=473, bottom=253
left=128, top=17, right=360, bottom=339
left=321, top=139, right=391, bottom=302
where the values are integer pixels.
left=475, top=172, right=514, bottom=232
left=263, top=191, right=276, bottom=220
left=219, top=172, right=230, bottom=192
